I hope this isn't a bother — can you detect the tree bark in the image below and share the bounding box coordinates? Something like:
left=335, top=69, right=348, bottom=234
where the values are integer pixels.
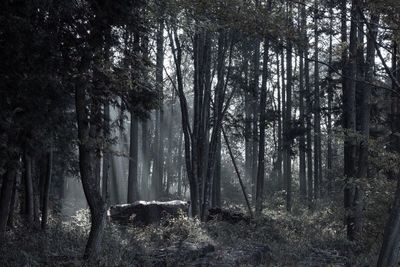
left=75, top=74, right=107, bottom=259
left=378, top=180, right=400, bottom=267
left=141, top=120, right=151, bottom=200
left=284, top=4, right=293, bottom=211
left=7, top=169, right=18, bottom=228
left=344, top=0, right=359, bottom=241
left=102, top=104, right=111, bottom=205
left=24, top=148, right=34, bottom=224
left=298, top=0, right=307, bottom=199
left=256, top=32, right=270, bottom=215
left=169, top=25, right=199, bottom=217
left=0, top=159, right=18, bottom=233
left=313, top=0, right=322, bottom=200
left=276, top=51, right=283, bottom=191
left=327, top=5, right=334, bottom=194
left=211, top=136, right=221, bottom=208
left=41, top=144, right=53, bottom=230
left=127, top=115, right=139, bottom=203
left=152, top=4, right=165, bottom=199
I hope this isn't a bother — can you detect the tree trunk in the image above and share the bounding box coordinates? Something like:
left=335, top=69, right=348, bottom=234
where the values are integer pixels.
left=41, top=145, right=53, bottom=230
left=169, top=25, right=199, bottom=217
left=344, top=0, right=359, bottom=241
left=256, top=33, right=270, bottom=216
left=251, top=1, right=261, bottom=202
left=75, top=78, right=106, bottom=259
left=313, top=0, right=322, bottom=200
left=276, top=51, right=283, bottom=191
left=298, top=0, right=307, bottom=199
left=281, top=48, right=287, bottom=191
left=378, top=180, right=400, bottom=267
left=357, top=14, right=379, bottom=179
left=201, top=29, right=225, bottom=221
left=177, top=130, right=183, bottom=198
left=7, top=169, right=18, bottom=228
left=166, top=102, right=174, bottom=196
left=127, top=115, right=139, bottom=203
left=244, top=45, right=253, bottom=189
left=24, top=148, right=34, bottom=224
left=327, top=5, right=334, bottom=194
left=212, top=135, right=221, bottom=208
left=141, top=120, right=151, bottom=200
left=102, top=104, right=111, bottom=204
left=284, top=4, right=293, bottom=211
left=152, top=6, right=165, bottom=200
left=0, top=159, right=18, bottom=233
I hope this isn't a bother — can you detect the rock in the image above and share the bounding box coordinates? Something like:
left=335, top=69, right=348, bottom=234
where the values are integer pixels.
left=108, top=200, right=189, bottom=225
left=207, top=208, right=250, bottom=224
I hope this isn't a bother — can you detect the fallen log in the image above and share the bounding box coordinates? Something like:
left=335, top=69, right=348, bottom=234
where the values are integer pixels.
left=108, top=200, right=189, bottom=225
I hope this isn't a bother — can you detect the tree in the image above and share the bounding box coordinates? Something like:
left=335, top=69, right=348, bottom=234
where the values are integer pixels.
left=344, top=0, right=359, bottom=241
left=284, top=3, right=293, bottom=212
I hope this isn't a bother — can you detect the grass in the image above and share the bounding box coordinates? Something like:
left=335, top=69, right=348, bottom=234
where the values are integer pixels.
left=0, top=192, right=390, bottom=266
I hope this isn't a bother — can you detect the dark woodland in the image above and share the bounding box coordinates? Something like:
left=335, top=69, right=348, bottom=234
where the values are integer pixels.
left=1, top=0, right=400, bottom=266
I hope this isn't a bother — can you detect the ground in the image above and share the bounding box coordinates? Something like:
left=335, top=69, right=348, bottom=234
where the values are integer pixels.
left=0, top=194, right=387, bottom=266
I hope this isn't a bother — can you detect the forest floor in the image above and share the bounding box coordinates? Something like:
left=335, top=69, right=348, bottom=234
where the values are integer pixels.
left=0, top=193, right=388, bottom=266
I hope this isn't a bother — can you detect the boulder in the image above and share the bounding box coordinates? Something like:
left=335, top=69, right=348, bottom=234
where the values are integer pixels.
left=108, top=200, right=189, bottom=225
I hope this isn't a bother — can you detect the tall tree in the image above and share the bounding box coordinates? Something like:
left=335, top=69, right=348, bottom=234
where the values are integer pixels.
left=344, top=0, right=359, bottom=241
left=152, top=0, right=165, bottom=199
left=298, top=0, right=307, bottom=200
left=256, top=33, right=270, bottom=215
left=313, top=0, right=322, bottom=200
left=284, top=3, right=293, bottom=212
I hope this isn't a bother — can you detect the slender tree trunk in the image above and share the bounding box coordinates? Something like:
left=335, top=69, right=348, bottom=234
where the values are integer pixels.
left=110, top=156, right=121, bottom=204
left=201, top=28, right=226, bottom=221
left=299, top=0, right=307, bottom=199
left=223, top=128, right=253, bottom=218
left=304, top=27, right=313, bottom=208
left=212, top=135, right=221, bottom=208
left=41, top=144, right=53, bottom=230
left=75, top=72, right=106, bottom=259
left=313, top=0, right=322, bottom=200
left=0, top=159, right=18, bottom=233
left=102, top=104, right=111, bottom=204
left=244, top=44, right=253, bottom=189
left=284, top=7, right=293, bottom=211
left=327, top=6, right=334, bottom=194
left=177, top=130, right=183, bottom=198
left=153, top=5, right=165, bottom=199
left=256, top=32, right=270, bottom=215
left=141, top=121, right=150, bottom=200
left=166, top=102, right=174, bottom=196
left=169, top=26, right=199, bottom=217
left=281, top=48, right=287, bottom=191
left=276, top=52, right=283, bottom=191
left=357, top=14, right=378, bottom=179
left=24, top=148, right=34, bottom=224
left=378, top=180, right=400, bottom=267
left=210, top=31, right=226, bottom=208
left=127, top=116, right=139, bottom=203
left=251, top=3, right=261, bottom=202
left=344, top=0, right=359, bottom=241
left=7, top=169, right=18, bottom=228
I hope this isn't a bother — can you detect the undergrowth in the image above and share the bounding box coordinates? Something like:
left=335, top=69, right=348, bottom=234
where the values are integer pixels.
left=0, top=190, right=392, bottom=266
